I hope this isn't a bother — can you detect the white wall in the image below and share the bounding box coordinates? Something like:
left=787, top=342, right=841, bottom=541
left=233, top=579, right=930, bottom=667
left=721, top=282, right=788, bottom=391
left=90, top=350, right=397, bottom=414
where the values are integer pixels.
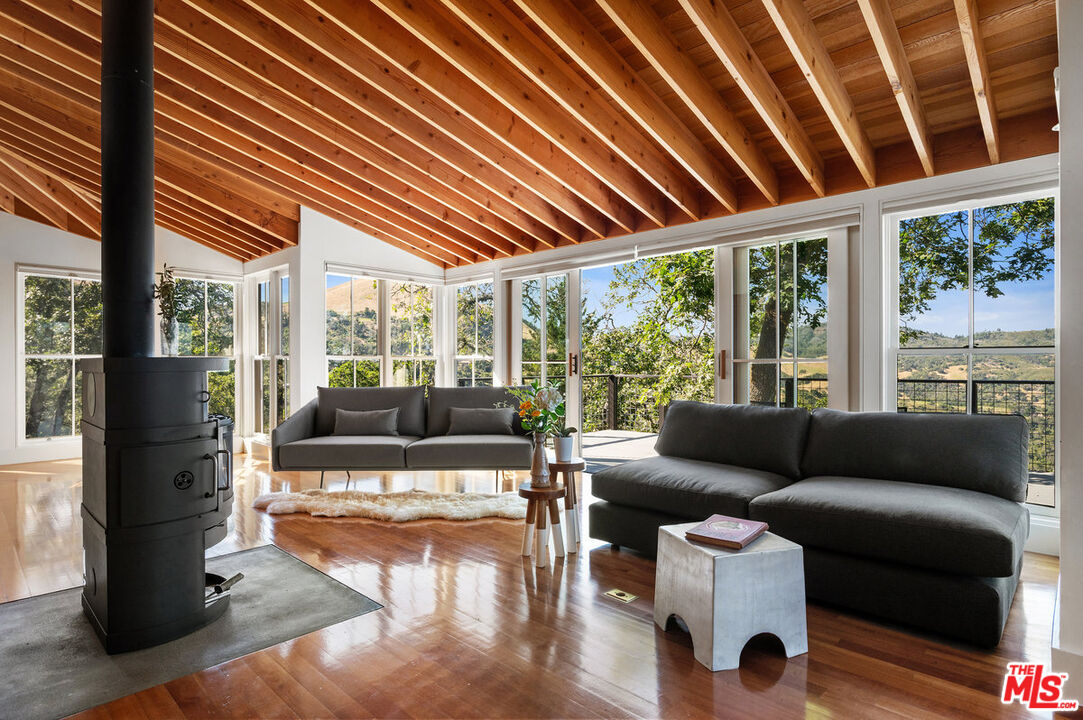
left=0, top=214, right=242, bottom=465
left=1053, top=0, right=1083, bottom=697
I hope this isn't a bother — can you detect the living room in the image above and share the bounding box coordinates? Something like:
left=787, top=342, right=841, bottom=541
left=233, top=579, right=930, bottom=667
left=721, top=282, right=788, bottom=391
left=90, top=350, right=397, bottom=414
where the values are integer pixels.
left=0, top=0, right=1080, bottom=717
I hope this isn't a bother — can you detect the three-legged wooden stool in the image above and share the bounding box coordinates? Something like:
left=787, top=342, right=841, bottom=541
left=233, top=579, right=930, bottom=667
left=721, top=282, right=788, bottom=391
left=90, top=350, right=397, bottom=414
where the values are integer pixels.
left=547, top=457, right=585, bottom=553
left=518, top=481, right=566, bottom=568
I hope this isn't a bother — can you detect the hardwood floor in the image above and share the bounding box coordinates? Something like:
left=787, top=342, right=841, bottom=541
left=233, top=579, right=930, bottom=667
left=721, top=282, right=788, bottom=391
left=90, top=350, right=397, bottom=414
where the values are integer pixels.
left=0, top=455, right=1064, bottom=719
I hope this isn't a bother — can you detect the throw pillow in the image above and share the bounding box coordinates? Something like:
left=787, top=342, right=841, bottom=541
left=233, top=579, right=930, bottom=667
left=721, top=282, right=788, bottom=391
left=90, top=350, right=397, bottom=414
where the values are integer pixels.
left=332, top=408, right=399, bottom=436
left=446, top=407, right=515, bottom=435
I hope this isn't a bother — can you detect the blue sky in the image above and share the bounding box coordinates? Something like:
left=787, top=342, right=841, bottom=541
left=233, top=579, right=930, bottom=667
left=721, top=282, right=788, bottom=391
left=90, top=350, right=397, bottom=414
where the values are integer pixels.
left=582, top=264, right=642, bottom=327
left=909, top=274, right=1054, bottom=337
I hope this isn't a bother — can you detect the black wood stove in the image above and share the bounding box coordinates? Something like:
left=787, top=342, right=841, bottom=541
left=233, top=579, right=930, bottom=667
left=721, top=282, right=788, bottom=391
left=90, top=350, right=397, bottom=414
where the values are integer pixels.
left=78, top=0, right=237, bottom=654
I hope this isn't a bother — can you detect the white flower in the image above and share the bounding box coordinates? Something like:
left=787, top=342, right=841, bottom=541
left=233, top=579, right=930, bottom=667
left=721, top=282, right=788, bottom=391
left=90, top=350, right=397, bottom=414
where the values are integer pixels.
left=533, top=387, right=563, bottom=411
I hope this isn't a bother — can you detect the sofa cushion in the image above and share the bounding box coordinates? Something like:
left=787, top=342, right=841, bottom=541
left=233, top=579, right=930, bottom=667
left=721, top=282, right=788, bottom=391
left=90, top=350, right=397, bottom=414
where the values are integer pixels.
left=278, top=435, right=419, bottom=469
left=406, top=435, right=532, bottom=469
left=426, top=386, right=525, bottom=436
left=591, top=455, right=794, bottom=520
left=748, top=476, right=1029, bottom=577
left=655, top=400, right=810, bottom=479
left=800, top=409, right=1029, bottom=501
left=447, top=407, right=515, bottom=435
left=316, top=386, right=426, bottom=437
left=332, top=408, right=399, bottom=436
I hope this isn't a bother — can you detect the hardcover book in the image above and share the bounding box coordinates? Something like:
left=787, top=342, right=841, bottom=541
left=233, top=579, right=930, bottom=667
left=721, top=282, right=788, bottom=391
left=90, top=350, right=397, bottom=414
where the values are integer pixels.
left=685, top=514, right=768, bottom=550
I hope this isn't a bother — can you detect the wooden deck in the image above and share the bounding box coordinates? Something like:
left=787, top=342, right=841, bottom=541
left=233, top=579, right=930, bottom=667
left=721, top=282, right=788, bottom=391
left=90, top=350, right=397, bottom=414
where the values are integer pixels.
left=0, top=455, right=1062, bottom=719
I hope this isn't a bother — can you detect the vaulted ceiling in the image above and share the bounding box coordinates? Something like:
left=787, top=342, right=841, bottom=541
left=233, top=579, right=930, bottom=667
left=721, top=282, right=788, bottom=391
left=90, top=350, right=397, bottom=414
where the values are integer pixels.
left=0, top=0, right=1059, bottom=266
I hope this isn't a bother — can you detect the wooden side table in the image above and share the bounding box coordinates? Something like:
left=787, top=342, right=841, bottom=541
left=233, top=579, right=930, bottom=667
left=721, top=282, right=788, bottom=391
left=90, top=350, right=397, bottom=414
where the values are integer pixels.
left=517, top=482, right=566, bottom=568
left=547, top=457, right=585, bottom=552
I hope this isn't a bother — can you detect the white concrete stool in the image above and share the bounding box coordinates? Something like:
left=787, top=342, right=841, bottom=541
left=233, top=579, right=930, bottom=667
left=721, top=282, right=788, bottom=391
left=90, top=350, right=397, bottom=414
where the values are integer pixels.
left=654, top=523, right=808, bottom=671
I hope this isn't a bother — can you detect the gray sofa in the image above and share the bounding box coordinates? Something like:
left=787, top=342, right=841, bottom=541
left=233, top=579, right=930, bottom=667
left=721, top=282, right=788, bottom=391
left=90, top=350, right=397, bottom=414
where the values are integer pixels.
left=589, top=400, right=1031, bottom=647
left=272, top=385, right=532, bottom=473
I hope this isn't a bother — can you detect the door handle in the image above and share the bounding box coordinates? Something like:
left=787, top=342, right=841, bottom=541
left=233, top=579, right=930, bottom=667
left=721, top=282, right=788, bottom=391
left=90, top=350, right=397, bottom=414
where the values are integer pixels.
left=568, top=352, right=579, bottom=376
left=203, top=453, right=218, bottom=499
left=718, top=350, right=727, bottom=380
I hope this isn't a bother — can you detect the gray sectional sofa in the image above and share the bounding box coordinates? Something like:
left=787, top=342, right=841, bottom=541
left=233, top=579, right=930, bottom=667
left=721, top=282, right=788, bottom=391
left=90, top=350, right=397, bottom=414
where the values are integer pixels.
left=272, top=385, right=532, bottom=473
left=590, top=400, right=1031, bottom=647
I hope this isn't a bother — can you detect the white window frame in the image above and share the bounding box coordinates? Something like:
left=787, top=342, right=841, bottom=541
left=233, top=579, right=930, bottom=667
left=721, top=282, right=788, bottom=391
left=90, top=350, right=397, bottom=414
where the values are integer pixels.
left=250, top=268, right=289, bottom=438
left=173, top=273, right=240, bottom=421
left=388, top=280, right=437, bottom=387
left=451, top=279, right=496, bottom=387
left=883, top=188, right=1059, bottom=514
left=16, top=268, right=101, bottom=445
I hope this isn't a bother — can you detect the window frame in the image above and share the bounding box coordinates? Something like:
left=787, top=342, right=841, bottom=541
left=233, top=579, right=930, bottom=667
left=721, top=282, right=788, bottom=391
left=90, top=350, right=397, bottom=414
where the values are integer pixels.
left=452, top=279, right=495, bottom=387
left=251, top=268, right=289, bottom=438
left=325, top=273, right=383, bottom=388
left=173, top=273, right=240, bottom=422
left=17, top=268, right=101, bottom=444
left=884, top=189, right=1059, bottom=513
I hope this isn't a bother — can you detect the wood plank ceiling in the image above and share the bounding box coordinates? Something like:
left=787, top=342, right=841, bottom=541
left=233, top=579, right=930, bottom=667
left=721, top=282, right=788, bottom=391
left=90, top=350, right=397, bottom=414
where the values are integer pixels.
left=0, top=0, right=1059, bottom=267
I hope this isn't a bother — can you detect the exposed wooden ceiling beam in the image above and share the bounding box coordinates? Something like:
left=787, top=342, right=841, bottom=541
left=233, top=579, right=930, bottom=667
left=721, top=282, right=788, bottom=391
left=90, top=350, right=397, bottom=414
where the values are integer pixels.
left=438, top=0, right=705, bottom=221
left=954, top=0, right=1000, bottom=164
left=366, top=0, right=669, bottom=228
left=677, top=0, right=825, bottom=197
left=512, top=0, right=736, bottom=213
left=857, top=0, right=935, bottom=176
left=0, top=146, right=97, bottom=237
left=595, top=0, right=780, bottom=205
left=759, top=0, right=876, bottom=188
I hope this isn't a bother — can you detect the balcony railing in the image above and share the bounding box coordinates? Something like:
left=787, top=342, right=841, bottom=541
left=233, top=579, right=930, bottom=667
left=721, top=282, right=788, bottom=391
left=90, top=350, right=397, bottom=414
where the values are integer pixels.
left=897, top=379, right=1055, bottom=474
left=581, top=373, right=712, bottom=433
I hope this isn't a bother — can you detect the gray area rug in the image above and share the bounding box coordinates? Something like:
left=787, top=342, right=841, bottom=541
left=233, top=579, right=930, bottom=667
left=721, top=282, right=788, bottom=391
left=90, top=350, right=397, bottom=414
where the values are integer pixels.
left=0, top=545, right=381, bottom=720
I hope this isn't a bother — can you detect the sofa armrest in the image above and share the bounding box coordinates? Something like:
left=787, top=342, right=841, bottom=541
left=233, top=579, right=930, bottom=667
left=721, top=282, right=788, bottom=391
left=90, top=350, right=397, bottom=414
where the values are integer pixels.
left=271, top=398, right=319, bottom=471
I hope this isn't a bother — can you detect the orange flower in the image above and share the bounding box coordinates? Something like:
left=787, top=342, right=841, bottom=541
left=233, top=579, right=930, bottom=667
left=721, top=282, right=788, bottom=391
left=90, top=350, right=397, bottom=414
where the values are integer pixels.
left=520, top=400, right=532, bottom=411
left=518, top=410, right=527, bottom=417
left=531, top=410, right=541, bottom=417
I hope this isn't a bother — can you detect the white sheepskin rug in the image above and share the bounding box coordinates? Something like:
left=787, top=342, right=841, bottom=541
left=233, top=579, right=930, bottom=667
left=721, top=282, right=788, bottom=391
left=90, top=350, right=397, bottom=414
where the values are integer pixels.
left=252, top=488, right=528, bottom=522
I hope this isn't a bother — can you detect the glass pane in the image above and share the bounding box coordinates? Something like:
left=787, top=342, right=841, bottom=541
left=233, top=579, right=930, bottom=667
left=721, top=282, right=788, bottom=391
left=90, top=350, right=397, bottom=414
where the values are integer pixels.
left=780, top=241, right=795, bottom=359
left=546, top=276, right=567, bottom=364
left=260, top=358, right=271, bottom=435
left=390, top=283, right=433, bottom=357
left=796, top=238, right=828, bottom=359
left=392, top=359, right=435, bottom=387
left=175, top=279, right=205, bottom=356
left=748, top=363, right=777, bottom=406
left=896, top=354, right=968, bottom=413
left=280, top=276, right=290, bottom=355
left=780, top=363, right=794, bottom=407
left=898, top=211, right=970, bottom=348
left=325, top=274, right=352, bottom=356
left=797, top=362, right=829, bottom=410
left=73, top=279, right=102, bottom=355
left=276, top=358, right=289, bottom=424
left=257, top=281, right=270, bottom=356
left=522, top=361, right=542, bottom=385
left=973, top=353, right=1055, bottom=506
left=352, top=277, right=379, bottom=356
left=356, top=359, right=381, bottom=388
left=476, top=282, right=494, bottom=357
left=25, top=275, right=71, bottom=355
left=972, top=200, right=1055, bottom=347
left=25, top=358, right=73, bottom=438
left=747, top=245, right=777, bottom=360
left=328, top=359, right=354, bottom=388
left=521, top=278, right=541, bottom=365
left=456, top=284, right=477, bottom=357
left=207, top=282, right=234, bottom=357
left=74, top=367, right=83, bottom=436
left=456, top=358, right=473, bottom=386
left=208, top=360, right=236, bottom=419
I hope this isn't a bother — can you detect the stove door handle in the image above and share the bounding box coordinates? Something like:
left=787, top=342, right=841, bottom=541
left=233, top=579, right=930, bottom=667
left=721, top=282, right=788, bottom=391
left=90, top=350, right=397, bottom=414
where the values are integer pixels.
left=203, top=453, right=218, bottom=499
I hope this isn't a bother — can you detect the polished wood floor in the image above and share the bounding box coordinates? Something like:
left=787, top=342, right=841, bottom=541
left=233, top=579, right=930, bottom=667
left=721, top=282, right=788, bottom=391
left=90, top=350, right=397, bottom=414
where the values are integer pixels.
left=0, top=455, right=1064, bottom=719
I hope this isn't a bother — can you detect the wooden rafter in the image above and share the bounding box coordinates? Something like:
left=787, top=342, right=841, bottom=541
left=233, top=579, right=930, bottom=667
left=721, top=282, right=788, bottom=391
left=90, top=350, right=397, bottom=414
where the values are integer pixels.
left=857, top=0, right=935, bottom=176
left=954, top=0, right=1000, bottom=164
left=759, top=0, right=876, bottom=188
left=0, top=146, right=98, bottom=237
left=595, top=0, right=780, bottom=205
left=677, top=0, right=824, bottom=197
left=366, top=0, right=668, bottom=228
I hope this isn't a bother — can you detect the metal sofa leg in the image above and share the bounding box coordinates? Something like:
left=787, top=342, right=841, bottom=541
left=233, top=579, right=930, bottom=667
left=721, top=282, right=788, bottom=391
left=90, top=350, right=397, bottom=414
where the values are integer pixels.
left=346, top=471, right=352, bottom=491
left=320, top=471, right=325, bottom=489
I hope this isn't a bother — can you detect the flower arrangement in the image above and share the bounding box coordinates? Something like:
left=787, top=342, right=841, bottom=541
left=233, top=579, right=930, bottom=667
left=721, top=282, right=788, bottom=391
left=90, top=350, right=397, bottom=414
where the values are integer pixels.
left=152, top=263, right=177, bottom=320
left=508, top=380, right=577, bottom=438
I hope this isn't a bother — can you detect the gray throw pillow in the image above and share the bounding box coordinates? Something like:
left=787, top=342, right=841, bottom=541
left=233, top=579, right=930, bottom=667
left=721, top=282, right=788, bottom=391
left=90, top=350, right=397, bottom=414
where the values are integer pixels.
left=332, top=408, right=399, bottom=436
left=446, top=407, right=515, bottom=435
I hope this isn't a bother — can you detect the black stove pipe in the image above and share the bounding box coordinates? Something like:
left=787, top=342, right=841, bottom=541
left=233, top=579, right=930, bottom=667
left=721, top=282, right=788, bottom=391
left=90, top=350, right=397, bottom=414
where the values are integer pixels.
left=100, top=0, right=155, bottom=359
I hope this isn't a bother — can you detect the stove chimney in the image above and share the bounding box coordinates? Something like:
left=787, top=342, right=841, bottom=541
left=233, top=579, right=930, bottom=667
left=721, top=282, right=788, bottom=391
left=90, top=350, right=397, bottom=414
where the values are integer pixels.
left=79, top=0, right=236, bottom=654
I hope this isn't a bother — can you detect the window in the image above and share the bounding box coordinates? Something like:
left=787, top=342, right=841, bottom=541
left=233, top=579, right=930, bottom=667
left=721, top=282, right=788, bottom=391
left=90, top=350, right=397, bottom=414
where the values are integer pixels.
left=455, top=281, right=494, bottom=386
left=519, top=275, right=567, bottom=392
left=326, top=274, right=381, bottom=388
left=390, top=282, right=435, bottom=386
left=892, top=197, right=1056, bottom=507
left=175, top=277, right=237, bottom=420
left=254, top=271, right=289, bottom=435
left=22, top=273, right=101, bottom=439
left=734, top=237, right=828, bottom=410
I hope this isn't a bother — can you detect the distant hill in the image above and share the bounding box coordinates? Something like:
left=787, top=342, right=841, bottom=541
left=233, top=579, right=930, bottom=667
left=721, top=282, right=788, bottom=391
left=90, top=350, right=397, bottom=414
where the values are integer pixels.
left=903, top=328, right=1055, bottom=348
